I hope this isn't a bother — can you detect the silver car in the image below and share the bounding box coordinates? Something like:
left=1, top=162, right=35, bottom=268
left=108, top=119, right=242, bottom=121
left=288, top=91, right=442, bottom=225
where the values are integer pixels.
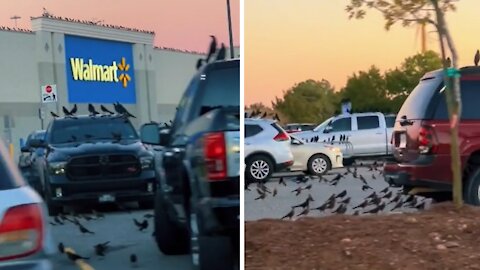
left=0, top=139, right=55, bottom=269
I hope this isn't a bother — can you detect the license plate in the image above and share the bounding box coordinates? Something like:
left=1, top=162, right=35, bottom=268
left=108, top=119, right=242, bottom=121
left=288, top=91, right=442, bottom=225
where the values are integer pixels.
left=399, top=133, right=407, bottom=148
left=98, top=194, right=115, bottom=203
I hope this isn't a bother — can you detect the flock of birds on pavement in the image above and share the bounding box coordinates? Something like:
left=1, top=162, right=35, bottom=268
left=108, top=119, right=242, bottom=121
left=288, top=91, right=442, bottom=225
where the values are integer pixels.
left=51, top=208, right=155, bottom=269
left=246, top=161, right=429, bottom=220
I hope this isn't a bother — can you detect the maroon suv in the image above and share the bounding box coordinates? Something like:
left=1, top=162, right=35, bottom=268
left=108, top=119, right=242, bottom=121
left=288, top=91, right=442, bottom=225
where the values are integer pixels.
left=384, top=66, right=480, bottom=204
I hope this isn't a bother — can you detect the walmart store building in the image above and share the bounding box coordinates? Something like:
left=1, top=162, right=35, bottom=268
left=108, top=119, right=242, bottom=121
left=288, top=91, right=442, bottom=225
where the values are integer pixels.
left=0, top=16, right=239, bottom=159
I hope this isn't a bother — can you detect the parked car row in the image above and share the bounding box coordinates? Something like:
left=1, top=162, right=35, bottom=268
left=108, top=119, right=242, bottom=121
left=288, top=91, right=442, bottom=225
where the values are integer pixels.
left=244, top=118, right=344, bottom=183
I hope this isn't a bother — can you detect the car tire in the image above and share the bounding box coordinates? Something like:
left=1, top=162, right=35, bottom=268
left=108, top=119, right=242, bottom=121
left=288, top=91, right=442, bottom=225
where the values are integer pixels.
left=245, top=155, right=273, bottom=183
left=307, top=154, right=331, bottom=176
left=464, top=167, right=480, bottom=205
left=343, top=158, right=355, bottom=166
left=154, top=194, right=189, bottom=255
left=190, top=211, right=233, bottom=270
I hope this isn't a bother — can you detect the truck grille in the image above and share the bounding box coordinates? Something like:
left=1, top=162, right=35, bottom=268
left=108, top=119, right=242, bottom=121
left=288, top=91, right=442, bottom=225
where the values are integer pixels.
left=67, top=154, right=140, bottom=180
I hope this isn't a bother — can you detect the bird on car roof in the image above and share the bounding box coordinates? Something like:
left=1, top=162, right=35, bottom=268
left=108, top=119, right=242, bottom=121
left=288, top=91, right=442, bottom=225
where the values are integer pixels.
left=205, top=35, right=217, bottom=63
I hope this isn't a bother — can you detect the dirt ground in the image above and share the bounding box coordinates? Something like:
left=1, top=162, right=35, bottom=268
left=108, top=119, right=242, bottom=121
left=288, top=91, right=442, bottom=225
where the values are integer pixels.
left=245, top=202, right=480, bottom=270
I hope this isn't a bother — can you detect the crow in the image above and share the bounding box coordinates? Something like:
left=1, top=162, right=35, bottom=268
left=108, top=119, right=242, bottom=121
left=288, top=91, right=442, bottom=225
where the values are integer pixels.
left=278, top=177, right=286, bottom=187
left=215, top=43, right=226, bottom=61
left=254, top=192, right=266, bottom=200
left=332, top=204, right=347, bottom=214
left=361, top=184, right=373, bottom=191
left=304, top=184, right=312, bottom=190
left=475, top=49, right=480, bottom=66
left=296, top=207, right=310, bottom=217
left=54, top=216, right=64, bottom=225
left=94, top=241, right=110, bottom=257
left=130, top=254, right=138, bottom=266
left=66, top=250, right=89, bottom=261
left=70, top=104, right=78, bottom=115
left=196, top=58, right=204, bottom=70
left=114, top=102, right=136, bottom=118
left=272, top=187, right=277, bottom=197
left=78, top=223, right=95, bottom=235
left=58, top=242, right=65, bottom=253
left=335, top=190, right=347, bottom=199
left=62, top=106, right=73, bottom=116
left=340, top=197, right=351, bottom=205
left=293, top=198, right=311, bottom=209
left=50, top=111, right=59, bottom=118
left=379, top=187, right=389, bottom=194
left=352, top=200, right=368, bottom=209
left=281, top=208, right=295, bottom=220
left=205, top=35, right=217, bottom=63
left=100, top=105, right=114, bottom=114
left=88, top=104, right=99, bottom=116
left=292, top=186, right=303, bottom=196
left=133, top=218, right=149, bottom=231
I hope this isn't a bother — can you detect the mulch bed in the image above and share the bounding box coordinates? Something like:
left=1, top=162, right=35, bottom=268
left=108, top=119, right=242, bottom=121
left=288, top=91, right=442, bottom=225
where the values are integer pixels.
left=245, top=202, right=480, bottom=270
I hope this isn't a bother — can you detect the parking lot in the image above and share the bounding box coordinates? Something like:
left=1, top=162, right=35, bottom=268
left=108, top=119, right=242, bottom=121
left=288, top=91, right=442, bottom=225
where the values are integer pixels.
left=48, top=204, right=193, bottom=270
left=245, top=162, right=431, bottom=221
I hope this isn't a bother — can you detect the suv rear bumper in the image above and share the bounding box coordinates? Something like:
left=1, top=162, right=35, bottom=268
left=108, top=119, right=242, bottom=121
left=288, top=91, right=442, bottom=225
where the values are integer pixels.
left=384, top=161, right=451, bottom=191
left=196, top=195, right=239, bottom=234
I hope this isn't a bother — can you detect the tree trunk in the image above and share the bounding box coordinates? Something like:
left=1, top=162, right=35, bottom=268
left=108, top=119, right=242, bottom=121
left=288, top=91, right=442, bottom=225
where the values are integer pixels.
left=430, top=0, right=463, bottom=208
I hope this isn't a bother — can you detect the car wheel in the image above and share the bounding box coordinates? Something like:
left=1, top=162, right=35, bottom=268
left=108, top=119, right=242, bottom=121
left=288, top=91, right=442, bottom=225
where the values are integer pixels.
left=464, top=167, right=480, bottom=205
left=307, top=154, right=331, bottom=175
left=154, top=193, right=189, bottom=255
left=246, top=155, right=273, bottom=183
left=189, top=210, right=233, bottom=270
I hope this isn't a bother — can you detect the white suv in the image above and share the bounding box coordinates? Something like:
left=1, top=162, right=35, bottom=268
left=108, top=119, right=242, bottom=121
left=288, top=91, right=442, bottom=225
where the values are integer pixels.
left=244, top=118, right=294, bottom=182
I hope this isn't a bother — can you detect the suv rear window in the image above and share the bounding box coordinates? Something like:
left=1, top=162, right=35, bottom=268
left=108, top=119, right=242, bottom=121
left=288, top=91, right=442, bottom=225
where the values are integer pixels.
left=434, top=80, right=480, bottom=120
left=385, top=116, right=396, bottom=128
left=0, top=142, right=24, bottom=190
left=397, top=76, right=443, bottom=120
left=199, top=66, right=240, bottom=115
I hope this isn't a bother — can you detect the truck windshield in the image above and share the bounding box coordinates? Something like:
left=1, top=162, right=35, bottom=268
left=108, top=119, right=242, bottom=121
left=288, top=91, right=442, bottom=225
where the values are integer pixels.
left=313, top=117, right=334, bottom=132
left=49, top=117, right=139, bottom=144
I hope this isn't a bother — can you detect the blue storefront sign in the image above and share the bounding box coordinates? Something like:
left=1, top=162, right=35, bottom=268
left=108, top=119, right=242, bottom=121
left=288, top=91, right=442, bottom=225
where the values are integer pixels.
left=64, top=35, right=136, bottom=104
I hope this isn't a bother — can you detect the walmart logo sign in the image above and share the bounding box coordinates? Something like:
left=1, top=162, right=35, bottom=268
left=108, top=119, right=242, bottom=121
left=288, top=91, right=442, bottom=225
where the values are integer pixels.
left=65, top=35, right=136, bottom=103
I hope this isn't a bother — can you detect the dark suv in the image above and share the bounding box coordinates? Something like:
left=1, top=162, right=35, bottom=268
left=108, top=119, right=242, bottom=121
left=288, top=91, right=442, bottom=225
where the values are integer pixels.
left=141, top=59, right=240, bottom=270
left=385, top=66, right=480, bottom=204
left=31, top=115, right=156, bottom=215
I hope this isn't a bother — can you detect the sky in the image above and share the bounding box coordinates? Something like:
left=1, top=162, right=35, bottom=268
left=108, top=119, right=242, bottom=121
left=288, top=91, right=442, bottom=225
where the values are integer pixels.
left=245, top=0, right=480, bottom=106
left=0, top=0, right=240, bottom=53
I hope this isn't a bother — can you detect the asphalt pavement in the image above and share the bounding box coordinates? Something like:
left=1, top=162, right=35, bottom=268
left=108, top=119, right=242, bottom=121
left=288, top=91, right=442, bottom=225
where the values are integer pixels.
left=245, top=163, right=432, bottom=221
left=48, top=203, right=193, bottom=270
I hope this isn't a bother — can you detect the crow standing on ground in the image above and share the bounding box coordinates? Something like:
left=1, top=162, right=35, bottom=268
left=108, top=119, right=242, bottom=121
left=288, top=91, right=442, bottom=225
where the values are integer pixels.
left=94, top=241, right=110, bottom=257
left=133, top=218, right=149, bottom=231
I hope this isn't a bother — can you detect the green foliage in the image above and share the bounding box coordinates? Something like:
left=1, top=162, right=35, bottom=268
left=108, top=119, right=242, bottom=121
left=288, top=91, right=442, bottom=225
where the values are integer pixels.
left=345, top=0, right=457, bottom=30
left=272, top=79, right=338, bottom=123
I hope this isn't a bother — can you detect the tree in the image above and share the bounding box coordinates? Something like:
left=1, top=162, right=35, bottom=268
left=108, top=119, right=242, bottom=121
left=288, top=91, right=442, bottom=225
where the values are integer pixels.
left=272, top=79, right=338, bottom=123
left=346, top=0, right=462, bottom=207
left=339, top=65, right=391, bottom=113
left=385, top=50, right=443, bottom=111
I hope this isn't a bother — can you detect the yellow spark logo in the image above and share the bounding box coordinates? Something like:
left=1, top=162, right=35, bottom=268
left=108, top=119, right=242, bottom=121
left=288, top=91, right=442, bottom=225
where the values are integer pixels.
left=117, top=57, right=131, bottom=88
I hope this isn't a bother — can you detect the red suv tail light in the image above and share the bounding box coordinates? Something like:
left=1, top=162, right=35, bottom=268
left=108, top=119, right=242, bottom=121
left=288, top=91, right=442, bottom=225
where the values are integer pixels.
left=204, top=132, right=227, bottom=181
left=418, top=126, right=437, bottom=154
left=0, top=203, right=43, bottom=261
left=273, top=131, right=289, bottom=141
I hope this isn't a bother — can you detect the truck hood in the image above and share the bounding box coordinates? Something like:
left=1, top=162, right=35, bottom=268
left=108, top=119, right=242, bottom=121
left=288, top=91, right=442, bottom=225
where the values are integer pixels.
left=47, top=140, right=151, bottom=160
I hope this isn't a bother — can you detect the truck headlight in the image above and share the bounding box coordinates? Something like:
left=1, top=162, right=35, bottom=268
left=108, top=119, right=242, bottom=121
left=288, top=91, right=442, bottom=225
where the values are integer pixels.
left=140, top=156, right=154, bottom=170
left=49, top=162, right=67, bottom=175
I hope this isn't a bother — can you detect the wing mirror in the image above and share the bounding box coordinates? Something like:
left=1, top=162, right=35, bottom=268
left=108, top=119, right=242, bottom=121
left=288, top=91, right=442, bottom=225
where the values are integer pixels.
left=29, top=139, right=46, bottom=148
left=323, top=126, right=333, bottom=134
left=140, top=123, right=171, bottom=147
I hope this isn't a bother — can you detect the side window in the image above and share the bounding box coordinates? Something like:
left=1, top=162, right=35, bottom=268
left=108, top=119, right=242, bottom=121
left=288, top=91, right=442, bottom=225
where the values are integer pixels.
left=357, top=116, right=380, bottom=130
left=385, top=116, right=396, bottom=128
left=245, top=124, right=262, bottom=138
left=331, top=117, right=351, bottom=132
left=460, top=81, right=480, bottom=120
left=171, top=77, right=199, bottom=135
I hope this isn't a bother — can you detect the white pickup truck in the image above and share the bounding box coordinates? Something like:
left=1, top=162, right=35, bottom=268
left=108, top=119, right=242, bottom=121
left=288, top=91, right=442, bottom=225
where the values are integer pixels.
left=294, top=112, right=396, bottom=164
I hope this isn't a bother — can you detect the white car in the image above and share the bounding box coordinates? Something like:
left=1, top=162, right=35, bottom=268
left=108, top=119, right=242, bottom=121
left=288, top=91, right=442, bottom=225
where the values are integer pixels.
left=244, top=118, right=294, bottom=182
left=0, top=139, right=55, bottom=269
left=289, top=135, right=343, bottom=175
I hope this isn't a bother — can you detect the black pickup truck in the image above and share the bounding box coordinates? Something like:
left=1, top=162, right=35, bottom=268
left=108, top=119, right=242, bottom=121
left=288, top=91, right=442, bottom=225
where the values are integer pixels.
left=140, top=59, right=240, bottom=270
left=30, top=114, right=157, bottom=215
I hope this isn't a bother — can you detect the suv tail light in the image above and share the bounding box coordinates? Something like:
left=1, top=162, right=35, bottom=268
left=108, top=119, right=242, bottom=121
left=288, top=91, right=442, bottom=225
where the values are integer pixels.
left=204, top=132, right=227, bottom=181
left=418, top=125, right=437, bottom=154
left=0, top=204, right=43, bottom=261
left=273, top=131, right=289, bottom=141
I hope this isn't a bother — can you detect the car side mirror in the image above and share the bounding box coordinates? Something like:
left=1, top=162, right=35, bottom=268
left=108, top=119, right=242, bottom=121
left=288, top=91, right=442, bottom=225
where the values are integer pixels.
left=29, top=139, right=46, bottom=148
left=140, top=123, right=171, bottom=147
left=21, top=146, right=31, bottom=153
left=324, top=126, right=333, bottom=134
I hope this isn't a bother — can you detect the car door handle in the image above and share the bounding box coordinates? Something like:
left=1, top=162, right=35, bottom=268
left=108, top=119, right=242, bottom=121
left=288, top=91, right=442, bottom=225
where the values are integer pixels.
left=376, top=132, right=383, bottom=135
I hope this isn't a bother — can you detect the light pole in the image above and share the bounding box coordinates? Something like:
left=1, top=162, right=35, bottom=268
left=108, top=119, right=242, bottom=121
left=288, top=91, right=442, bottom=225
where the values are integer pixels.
left=10, top=15, right=21, bottom=28
left=226, top=0, right=235, bottom=58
